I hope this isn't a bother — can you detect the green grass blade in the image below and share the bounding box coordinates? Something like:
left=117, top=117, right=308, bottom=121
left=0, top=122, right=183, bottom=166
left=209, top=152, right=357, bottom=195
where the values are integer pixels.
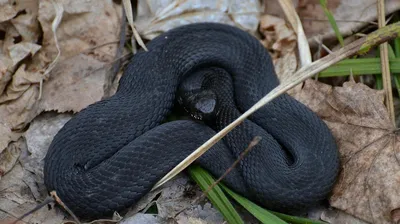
left=220, top=185, right=287, bottom=224
left=221, top=185, right=327, bottom=224
left=319, top=58, right=400, bottom=77
left=319, top=0, right=344, bottom=46
left=268, top=211, right=328, bottom=224
left=188, top=165, right=244, bottom=224
left=394, top=37, right=400, bottom=56
left=376, top=74, right=383, bottom=89
left=190, top=166, right=328, bottom=224
left=388, top=43, right=400, bottom=96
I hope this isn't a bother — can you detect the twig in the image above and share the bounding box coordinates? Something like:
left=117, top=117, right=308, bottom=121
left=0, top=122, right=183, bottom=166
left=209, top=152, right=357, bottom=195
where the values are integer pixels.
left=377, top=0, right=395, bottom=127
left=203, top=136, right=262, bottom=195
left=50, top=191, right=81, bottom=224
left=152, top=21, right=400, bottom=190
left=10, top=196, right=55, bottom=224
left=301, top=17, right=378, bottom=25
left=122, top=0, right=147, bottom=52
left=278, top=0, right=312, bottom=67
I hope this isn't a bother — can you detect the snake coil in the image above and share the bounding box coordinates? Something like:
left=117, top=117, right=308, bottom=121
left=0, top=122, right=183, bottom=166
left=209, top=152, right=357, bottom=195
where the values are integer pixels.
left=44, top=23, right=340, bottom=219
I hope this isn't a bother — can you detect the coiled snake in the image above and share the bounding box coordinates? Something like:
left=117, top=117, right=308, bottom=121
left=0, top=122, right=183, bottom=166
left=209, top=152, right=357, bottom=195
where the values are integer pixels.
left=44, top=23, right=340, bottom=219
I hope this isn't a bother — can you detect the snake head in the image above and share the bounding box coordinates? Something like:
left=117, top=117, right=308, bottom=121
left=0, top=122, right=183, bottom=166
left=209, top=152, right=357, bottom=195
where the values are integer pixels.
left=178, top=88, right=218, bottom=121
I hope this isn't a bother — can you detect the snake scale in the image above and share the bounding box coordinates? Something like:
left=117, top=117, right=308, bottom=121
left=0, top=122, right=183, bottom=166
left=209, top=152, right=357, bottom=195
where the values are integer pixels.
left=43, top=23, right=340, bottom=220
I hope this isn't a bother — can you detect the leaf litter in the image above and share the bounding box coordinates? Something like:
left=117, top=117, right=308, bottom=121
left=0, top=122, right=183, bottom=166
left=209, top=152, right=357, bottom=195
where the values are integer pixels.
left=0, top=0, right=400, bottom=224
left=294, top=79, right=400, bottom=224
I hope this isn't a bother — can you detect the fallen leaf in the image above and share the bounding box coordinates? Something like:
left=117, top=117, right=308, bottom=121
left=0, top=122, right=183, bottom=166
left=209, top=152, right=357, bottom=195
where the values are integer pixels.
left=8, top=42, right=41, bottom=66
left=0, top=123, right=20, bottom=154
left=294, top=79, right=399, bottom=224
left=120, top=213, right=162, bottom=224
left=0, top=113, right=70, bottom=223
left=0, top=84, right=40, bottom=130
left=23, top=112, right=71, bottom=178
left=0, top=64, right=42, bottom=103
left=155, top=175, right=224, bottom=223
left=259, top=14, right=300, bottom=95
left=10, top=0, right=40, bottom=43
left=135, top=0, right=261, bottom=40
left=0, top=57, right=13, bottom=96
left=321, top=208, right=370, bottom=224
left=175, top=203, right=225, bottom=224
left=0, top=138, right=21, bottom=177
left=0, top=0, right=17, bottom=23
left=264, top=0, right=400, bottom=46
left=259, top=14, right=297, bottom=58
left=39, top=54, right=108, bottom=113
left=0, top=155, right=65, bottom=224
left=32, top=0, right=122, bottom=66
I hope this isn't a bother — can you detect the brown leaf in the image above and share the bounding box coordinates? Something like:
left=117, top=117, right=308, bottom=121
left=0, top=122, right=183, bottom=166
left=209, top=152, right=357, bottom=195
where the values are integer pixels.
left=298, top=0, right=400, bottom=41
left=39, top=54, right=107, bottom=113
left=259, top=14, right=297, bottom=58
left=259, top=15, right=300, bottom=94
left=10, top=0, right=40, bottom=42
left=0, top=162, right=65, bottom=224
left=0, top=113, right=69, bottom=223
left=32, top=0, right=122, bottom=67
left=0, top=84, right=40, bottom=130
left=264, top=0, right=400, bottom=45
left=135, top=0, right=261, bottom=40
left=320, top=208, right=369, bottom=224
left=0, top=136, right=21, bottom=176
left=294, top=79, right=399, bottom=224
left=23, top=113, right=71, bottom=177
left=8, top=42, right=41, bottom=66
left=0, top=0, right=17, bottom=23
left=0, top=64, right=42, bottom=103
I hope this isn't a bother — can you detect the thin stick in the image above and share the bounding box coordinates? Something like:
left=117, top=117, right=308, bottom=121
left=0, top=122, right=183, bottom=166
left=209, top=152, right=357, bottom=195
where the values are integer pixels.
left=377, top=0, right=395, bottom=127
left=122, top=0, right=147, bottom=52
left=278, top=0, right=312, bottom=67
left=10, top=196, right=54, bottom=224
left=50, top=191, right=81, bottom=224
left=204, top=136, right=262, bottom=195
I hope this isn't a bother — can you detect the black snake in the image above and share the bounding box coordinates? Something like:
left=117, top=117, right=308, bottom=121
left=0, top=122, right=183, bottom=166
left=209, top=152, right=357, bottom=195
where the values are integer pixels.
left=43, top=23, right=340, bottom=220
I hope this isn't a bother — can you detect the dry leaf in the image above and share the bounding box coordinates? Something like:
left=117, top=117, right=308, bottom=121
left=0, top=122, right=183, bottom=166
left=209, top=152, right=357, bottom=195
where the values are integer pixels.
left=264, top=0, right=400, bottom=45
left=0, top=123, right=20, bottom=153
left=259, top=14, right=297, bottom=58
left=33, top=0, right=122, bottom=64
left=298, top=0, right=400, bottom=42
left=156, top=176, right=224, bottom=223
left=175, top=203, right=224, bottom=224
left=8, top=42, right=41, bottom=66
left=120, top=213, right=162, bottom=224
left=0, top=84, right=40, bottom=130
left=0, top=163, right=65, bottom=224
left=39, top=54, right=108, bottom=113
left=0, top=138, right=21, bottom=176
left=294, top=79, right=399, bottom=224
left=0, top=64, right=42, bottom=103
left=10, top=0, right=40, bottom=42
left=23, top=113, right=71, bottom=177
left=0, top=113, right=70, bottom=223
left=135, top=0, right=261, bottom=40
left=259, top=14, right=300, bottom=95
left=321, top=208, right=369, bottom=224
left=0, top=0, right=17, bottom=23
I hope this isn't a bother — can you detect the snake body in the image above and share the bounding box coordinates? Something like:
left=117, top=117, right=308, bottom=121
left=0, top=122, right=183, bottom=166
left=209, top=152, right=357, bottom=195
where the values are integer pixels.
left=43, top=23, right=340, bottom=219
